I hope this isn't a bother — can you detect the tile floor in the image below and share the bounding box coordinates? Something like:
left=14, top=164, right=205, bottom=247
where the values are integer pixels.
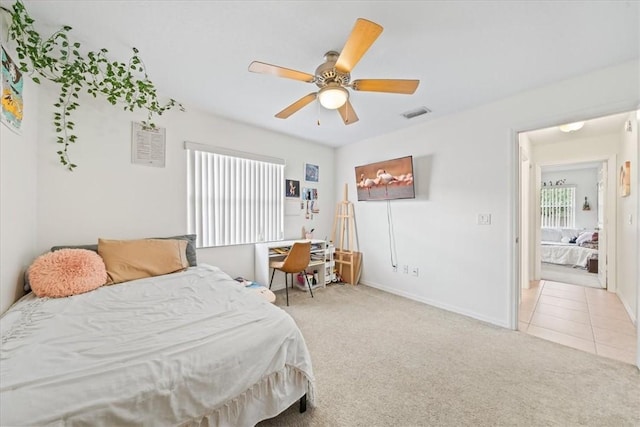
left=519, top=280, right=637, bottom=365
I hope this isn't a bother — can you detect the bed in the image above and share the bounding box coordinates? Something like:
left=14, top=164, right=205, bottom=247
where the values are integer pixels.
left=540, top=241, right=598, bottom=268
left=0, top=264, right=315, bottom=426
left=540, top=228, right=598, bottom=269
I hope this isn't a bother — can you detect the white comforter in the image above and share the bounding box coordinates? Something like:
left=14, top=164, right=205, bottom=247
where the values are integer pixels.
left=0, top=265, right=315, bottom=426
left=540, top=241, right=598, bottom=268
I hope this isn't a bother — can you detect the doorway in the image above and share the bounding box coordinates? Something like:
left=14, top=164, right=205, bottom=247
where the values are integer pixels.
left=515, top=110, right=638, bottom=366
left=537, top=161, right=605, bottom=289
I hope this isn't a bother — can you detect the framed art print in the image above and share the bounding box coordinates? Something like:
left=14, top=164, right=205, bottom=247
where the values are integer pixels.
left=619, top=161, right=630, bottom=197
left=305, top=163, right=319, bottom=182
left=1, top=45, right=24, bottom=134
left=285, top=179, right=300, bottom=198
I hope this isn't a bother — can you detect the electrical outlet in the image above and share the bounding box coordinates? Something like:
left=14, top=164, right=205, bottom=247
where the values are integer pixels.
left=392, top=265, right=398, bottom=272
left=411, top=267, right=419, bottom=276
left=403, top=265, right=409, bottom=274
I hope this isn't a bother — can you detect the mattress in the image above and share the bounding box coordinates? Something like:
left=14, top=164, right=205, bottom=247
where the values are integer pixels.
left=540, top=241, right=598, bottom=268
left=0, top=265, right=315, bottom=426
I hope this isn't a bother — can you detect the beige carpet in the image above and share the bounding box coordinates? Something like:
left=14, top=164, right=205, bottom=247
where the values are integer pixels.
left=258, top=283, right=639, bottom=426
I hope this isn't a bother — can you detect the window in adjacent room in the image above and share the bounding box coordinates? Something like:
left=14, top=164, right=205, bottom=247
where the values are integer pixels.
left=540, top=185, right=576, bottom=228
left=185, top=142, right=284, bottom=247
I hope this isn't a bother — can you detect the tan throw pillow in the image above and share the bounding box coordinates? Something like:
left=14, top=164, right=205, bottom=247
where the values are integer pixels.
left=98, top=238, right=189, bottom=284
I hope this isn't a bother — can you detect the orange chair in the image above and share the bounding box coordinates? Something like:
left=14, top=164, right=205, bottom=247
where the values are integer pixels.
left=269, top=241, right=314, bottom=306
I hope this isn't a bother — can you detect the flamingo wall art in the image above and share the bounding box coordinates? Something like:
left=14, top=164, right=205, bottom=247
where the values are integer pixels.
left=355, top=156, right=415, bottom=201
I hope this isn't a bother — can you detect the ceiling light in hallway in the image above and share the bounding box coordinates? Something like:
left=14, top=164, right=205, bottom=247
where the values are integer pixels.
left=558, top=121, right=585, bottom=132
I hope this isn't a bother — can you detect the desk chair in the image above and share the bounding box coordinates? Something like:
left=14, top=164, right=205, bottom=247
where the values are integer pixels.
left=269, top=241, right=314, bottom=306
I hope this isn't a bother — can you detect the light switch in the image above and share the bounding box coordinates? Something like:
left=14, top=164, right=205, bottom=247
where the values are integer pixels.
left=477, top=214, right=491, bottom=225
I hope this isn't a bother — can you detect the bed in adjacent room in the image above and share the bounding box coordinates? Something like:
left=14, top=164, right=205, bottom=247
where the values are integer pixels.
left=1, top=240, right=315, bottom=426
left=540, top=227, right=598, bottom=269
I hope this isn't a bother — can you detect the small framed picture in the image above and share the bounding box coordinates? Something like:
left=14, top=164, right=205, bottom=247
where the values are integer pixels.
left=1, top=45, right=24, bottom=134
left=302, top=187, right=316, bottom=200
left=285, top=179, right=300, bottom=198
left=619, top=161, right=630, bottom=197
left=305, top=163, right=319, bottom=182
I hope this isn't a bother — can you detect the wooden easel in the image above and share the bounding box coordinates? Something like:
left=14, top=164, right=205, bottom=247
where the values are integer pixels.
left=331, top=184, right=361, bottom=285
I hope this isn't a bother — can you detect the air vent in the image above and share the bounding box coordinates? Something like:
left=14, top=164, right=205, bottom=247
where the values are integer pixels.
left=401, top=107, right=431, bottom=119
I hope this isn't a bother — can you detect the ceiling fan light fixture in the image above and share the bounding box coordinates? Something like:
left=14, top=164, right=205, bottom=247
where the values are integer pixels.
left=318, top=84, right=349, bottom=109
left=558, top=121, right=585, bottom=133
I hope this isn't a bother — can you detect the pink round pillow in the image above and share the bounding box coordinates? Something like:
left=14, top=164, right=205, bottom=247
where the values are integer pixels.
left=28, top=249, right=107, bottom=298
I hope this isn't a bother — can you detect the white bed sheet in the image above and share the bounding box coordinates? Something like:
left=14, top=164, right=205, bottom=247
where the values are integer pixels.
left=0, top=265, right=315, bottom=426
left=540, top=241, right=598, bottom=268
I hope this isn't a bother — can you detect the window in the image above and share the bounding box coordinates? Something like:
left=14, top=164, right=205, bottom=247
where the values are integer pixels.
left=186, top=142, right=284, bottom=247
left=540, top=186, right=575, bottom=228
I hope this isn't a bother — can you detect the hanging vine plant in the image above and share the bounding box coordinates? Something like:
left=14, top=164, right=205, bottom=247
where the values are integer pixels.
left=1, top=0, right=184, bottom=170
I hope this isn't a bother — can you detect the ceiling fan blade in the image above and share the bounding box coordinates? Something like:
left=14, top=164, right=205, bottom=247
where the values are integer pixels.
left=275, top=93, right=318, bottom=119
left=248, top=61, right=315, bottom=83
left=351, top=79, right=420, bottom=94
left=335, top=18, right=383, bottom=74
left=337, top=100, right=359, bottom=125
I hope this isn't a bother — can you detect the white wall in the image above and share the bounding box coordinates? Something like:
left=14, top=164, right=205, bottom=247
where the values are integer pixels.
left=34, top=82, right=335, bottom=286
left=0, top=48, right=39, bottom=313
left=541, top=167, right=599, bottom=230
left=617, top=112, right=638, bottom=322
left=334, top=60, right=639, bottom=328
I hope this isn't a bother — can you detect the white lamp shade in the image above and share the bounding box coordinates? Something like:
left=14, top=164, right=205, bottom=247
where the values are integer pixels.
left=318, top=85, right=349, bottom=109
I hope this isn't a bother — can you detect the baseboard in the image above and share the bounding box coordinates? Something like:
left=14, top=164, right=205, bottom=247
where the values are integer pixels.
left=620, top=296, right=637, bottom=326
left=360, top=280, right=510, bottom=329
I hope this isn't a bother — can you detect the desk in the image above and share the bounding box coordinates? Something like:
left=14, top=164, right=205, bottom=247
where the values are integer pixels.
left=255, top=239, right=327, bottom=291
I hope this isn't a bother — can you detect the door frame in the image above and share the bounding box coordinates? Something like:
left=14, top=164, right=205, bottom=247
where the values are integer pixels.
left=531, top=156, right=615, bottom=291
left=507, top=103, right=639, bottom=370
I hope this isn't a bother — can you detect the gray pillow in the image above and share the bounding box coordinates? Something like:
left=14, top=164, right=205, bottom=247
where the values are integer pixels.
left=51, top=244, right=98, bottom=252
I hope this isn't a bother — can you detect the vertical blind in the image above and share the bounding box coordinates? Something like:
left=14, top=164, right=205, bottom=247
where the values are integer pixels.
left=186, top=143, right=284, bottom=247
left=540, top=186, right=576, bottom=228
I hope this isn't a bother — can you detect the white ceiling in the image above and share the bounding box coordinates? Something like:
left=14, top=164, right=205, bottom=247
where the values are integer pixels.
left=16, top=0, right=640, bottom=147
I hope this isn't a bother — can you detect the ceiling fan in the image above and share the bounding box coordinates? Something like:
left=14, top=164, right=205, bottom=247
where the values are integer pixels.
left=248, top=18, right=420, bottom=125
